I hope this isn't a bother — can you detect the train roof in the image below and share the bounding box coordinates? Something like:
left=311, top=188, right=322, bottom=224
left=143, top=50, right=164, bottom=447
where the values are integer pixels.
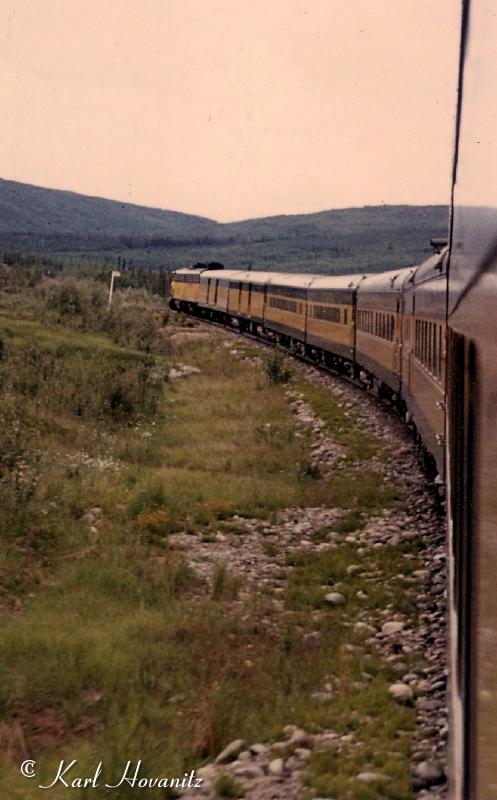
left=307, top=274, right=367, bottom=290
left=198, top=269, right=322, bottom=287
left=358, top=266, right=416, bottom=292
left=198, top=269, right=249, bottom=282
left=267, top=274, right=317, bottom=289
left=412, top=249, right=448, bottom=285
left=196, top=269, right=258, bottom=283
left=173, top=267, right=202, bottom=276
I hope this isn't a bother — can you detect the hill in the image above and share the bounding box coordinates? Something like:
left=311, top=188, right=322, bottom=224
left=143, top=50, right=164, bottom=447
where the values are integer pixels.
left=0, top=179, right=449, bottom=274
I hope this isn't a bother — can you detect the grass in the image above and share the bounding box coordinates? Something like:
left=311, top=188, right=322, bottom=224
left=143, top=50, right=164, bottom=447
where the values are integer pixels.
left=0, top=314, right=146, bottom=361
left=295, top=378, right=381, bottom=462
left=0, top=284, right=425, bottom=799
left=213, top=774, right=245, bottom=798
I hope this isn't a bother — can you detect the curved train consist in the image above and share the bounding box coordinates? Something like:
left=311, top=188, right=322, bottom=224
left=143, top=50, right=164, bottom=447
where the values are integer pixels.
left=170, top=2, right=497, bottom=797
left=169, top=249, right=448, bottom=477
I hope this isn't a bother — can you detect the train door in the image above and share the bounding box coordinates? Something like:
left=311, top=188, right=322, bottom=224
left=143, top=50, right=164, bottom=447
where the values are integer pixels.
left=405, top=290, right=415, bottom=394
left=446, top=330, right=478, bottom=800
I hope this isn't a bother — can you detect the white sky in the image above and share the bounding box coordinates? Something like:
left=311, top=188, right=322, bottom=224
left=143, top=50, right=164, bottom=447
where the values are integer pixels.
left=1, top=0, right=461, bottom=222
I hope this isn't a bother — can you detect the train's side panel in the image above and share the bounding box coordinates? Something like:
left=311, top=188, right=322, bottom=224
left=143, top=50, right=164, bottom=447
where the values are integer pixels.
left=239, top=283, right=266, bottom=322
left=198, top=271, right=241, bottom=312
left=306, top=287, right=355, bottom=361
left=402, top=261, right=447, bottom=476
left=217, top=279, right=231, bottom=312
left=446, top=2, right=497, bottom=796
left=226, top=274, right=271, bottom=323
left=264, top=287, right=306, bottom=339
left=356, top=272, right=403, bottom=392
left=227, top=280, right=242, bottom=316
left=263, top=277, right=315, bottom=340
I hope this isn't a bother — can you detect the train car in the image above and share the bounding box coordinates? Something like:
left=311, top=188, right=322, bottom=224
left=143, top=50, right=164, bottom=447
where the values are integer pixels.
left=229, top=271, right=275, bottom=328
left=198, top=269, right=241, bottom=313
left=225, top=270, right=252, bottom=319
left=264, top=274, right=314, bottom=345
left=305, top=274, right=364, bottom=365
left=403, top=251, right=447, bottom=475
left=355, top=267, right=413, bottom=395
left=445, top=1, right=497, bottom=797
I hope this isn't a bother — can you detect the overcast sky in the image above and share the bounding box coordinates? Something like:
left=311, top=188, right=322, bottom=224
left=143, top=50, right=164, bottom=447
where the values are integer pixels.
left=1, top=0, right=461, bottom=222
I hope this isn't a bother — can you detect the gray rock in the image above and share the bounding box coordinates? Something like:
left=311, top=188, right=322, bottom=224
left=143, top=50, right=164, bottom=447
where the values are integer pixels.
left=325, top=592, right=346, bottom=606
left=289, top=728, right=314, bottom=748
left=356, top=771, right=389, bottom=783
left=249, top=743, right=268, bottom=756
left=232, top=764, right=265, bottom=780
left=414, top=761, right=445, bottom=786
left=354, top=621, right=376, bottom=636
left=381, top=621, right=405, bottom=636
left=215, top=738, right=246, bottom=764
left=196, top=764, right=218, bottom=782
left=416, top=697, right=444, bottom=712
left=388, top=683, right=414, bottom=703
left=268, top=758, right=284, bottom=775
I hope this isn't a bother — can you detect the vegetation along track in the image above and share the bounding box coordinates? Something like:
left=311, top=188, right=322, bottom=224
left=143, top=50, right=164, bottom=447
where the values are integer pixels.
left=0, top=293, right=447, bottom=800
left=168, top=318, right=448, bottom=800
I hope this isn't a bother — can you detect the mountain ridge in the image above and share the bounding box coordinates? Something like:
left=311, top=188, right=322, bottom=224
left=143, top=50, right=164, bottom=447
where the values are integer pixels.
left=0, top=178, right=449, bottom=274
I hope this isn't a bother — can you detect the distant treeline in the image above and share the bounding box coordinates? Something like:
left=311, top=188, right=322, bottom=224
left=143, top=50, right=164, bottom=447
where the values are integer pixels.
left=1, top=249, right=171, bottom=295
left=0, top=178, right=450, bottom=276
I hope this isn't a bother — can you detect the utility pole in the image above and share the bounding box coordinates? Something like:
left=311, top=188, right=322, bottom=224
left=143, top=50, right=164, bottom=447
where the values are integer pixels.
left=108, top=270, right=121, bottom=309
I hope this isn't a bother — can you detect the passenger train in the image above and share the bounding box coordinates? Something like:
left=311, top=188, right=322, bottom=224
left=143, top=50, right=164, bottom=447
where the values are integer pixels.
left=169, top=249, right=448, bottom=477
left=170, top=1, right=497, bottom=797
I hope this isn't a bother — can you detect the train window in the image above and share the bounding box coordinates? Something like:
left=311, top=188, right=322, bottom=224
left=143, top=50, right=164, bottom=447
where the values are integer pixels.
left=414, top=319, right=444, bottom=381
left=269, top=295, right=299, bottom=314
left=311, top=304, right=341, bottom=322
left=357, top=309, right=394, bottom=340
left=343, top=308, right=348, bottom=325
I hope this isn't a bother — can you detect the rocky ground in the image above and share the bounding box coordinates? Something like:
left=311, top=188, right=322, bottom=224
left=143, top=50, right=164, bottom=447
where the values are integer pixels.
left=168, top=334, right=448, bottom=800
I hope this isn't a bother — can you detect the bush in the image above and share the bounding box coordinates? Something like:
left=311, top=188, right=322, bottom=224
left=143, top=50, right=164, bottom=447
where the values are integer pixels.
left=128, top=483, right=167, bottom=518
left=35, top=278, right=169, bottom=354
left=213, top=774, right=245, bottom=798
left=0, top=342, right=165, bottom=423
left=265, top=352, right=291, bottom=384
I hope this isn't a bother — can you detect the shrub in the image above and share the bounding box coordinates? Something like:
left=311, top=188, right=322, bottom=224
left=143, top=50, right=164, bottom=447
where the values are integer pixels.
left=135, top=509, right=177, bottom=542
left=0, top=342, right=165, bottom=423
left=213, top=774, right=244, bottom=798
left=211, top=565, right=241, bottom=601
left=128, top=483, right=167, bottom=518
left=265, top=352, right=291, bottom=384
left=203, top=500, right=235, bottom=520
